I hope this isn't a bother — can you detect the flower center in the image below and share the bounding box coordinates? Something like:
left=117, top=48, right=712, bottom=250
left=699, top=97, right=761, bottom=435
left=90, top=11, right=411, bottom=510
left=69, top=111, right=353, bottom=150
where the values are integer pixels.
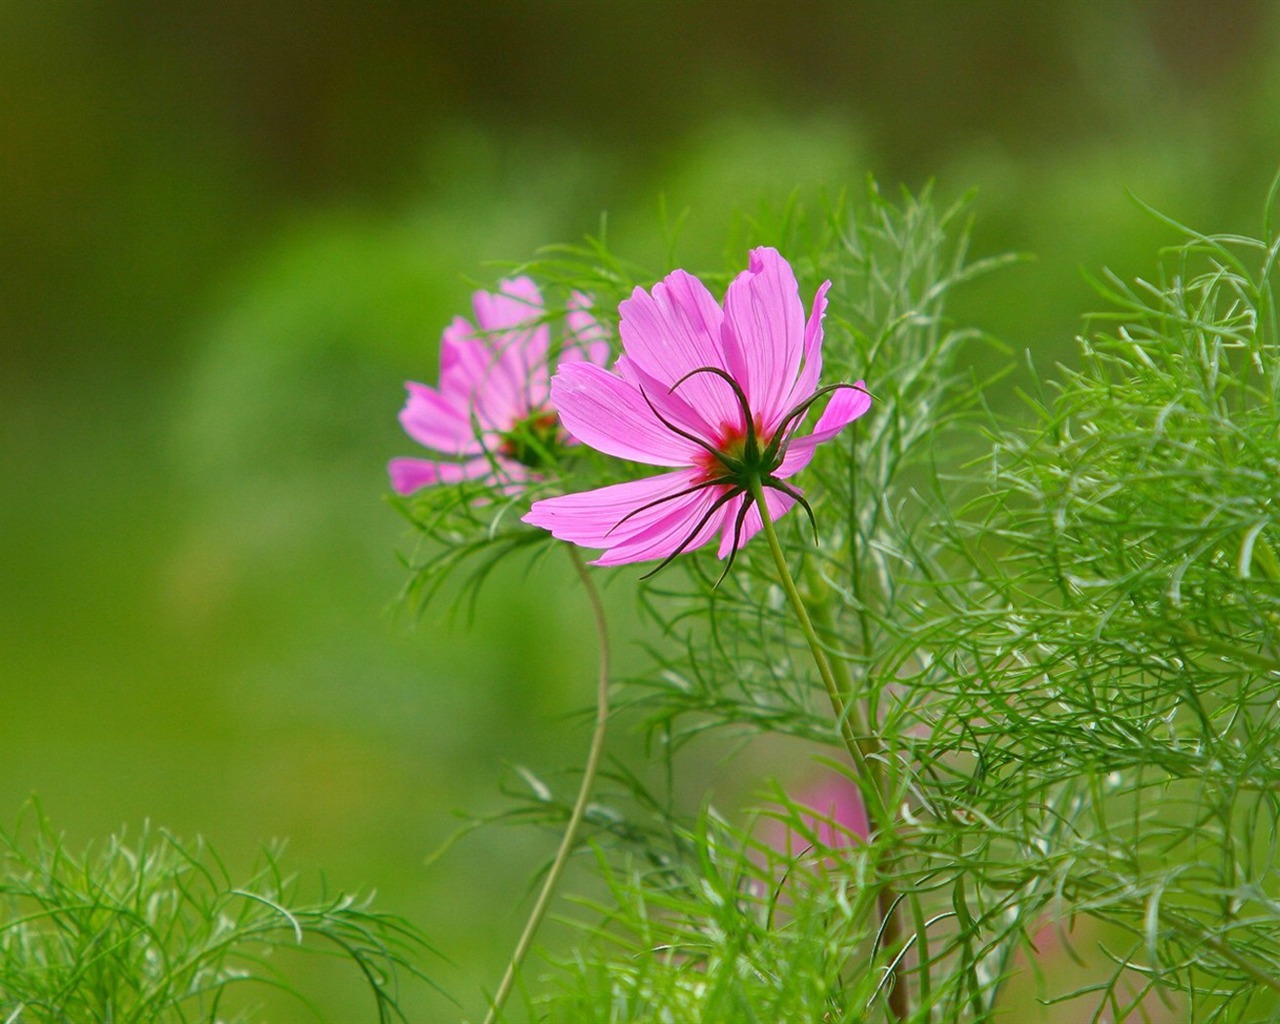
left=498, top=410, right=564, bottom=470
left=692, top=418, right=784, bottom=485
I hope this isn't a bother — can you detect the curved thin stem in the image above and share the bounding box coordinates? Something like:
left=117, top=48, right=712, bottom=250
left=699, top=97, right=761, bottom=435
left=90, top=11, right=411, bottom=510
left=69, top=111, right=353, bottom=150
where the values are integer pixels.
left=483, top=546, right=610, bottom=1024
left=747, top=473, right=908, bottom=1022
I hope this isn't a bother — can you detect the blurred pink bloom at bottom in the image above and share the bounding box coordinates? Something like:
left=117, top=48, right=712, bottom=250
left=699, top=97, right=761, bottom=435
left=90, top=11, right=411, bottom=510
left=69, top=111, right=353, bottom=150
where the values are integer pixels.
left=763, top=773, right=869, bottom=865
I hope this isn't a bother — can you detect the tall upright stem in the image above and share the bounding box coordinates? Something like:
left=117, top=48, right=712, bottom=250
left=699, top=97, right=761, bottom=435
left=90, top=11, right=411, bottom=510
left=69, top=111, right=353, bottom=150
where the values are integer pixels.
left=747, top=477, right=888, bottom=823
left=483, top=547, right=610, bottom=1024
left=747, top=474, right=907, bottom=1022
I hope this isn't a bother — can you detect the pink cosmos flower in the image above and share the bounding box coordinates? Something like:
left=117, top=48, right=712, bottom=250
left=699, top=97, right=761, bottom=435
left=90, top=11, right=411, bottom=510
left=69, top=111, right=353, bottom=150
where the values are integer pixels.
left=522, top=247, right=870, bottom=571
left=748, top=774, right=869, bottom=907
left=768, top=774, right=870, bottom=860
left=389, top=278, right=608, bottom=495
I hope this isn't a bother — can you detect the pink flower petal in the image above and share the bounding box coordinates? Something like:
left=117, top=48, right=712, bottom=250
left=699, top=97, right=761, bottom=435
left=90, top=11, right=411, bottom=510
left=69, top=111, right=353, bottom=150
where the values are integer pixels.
left=481, top=282, right=552, bottom=417
left=777, top=383, right=872, bottom=478
left=441, top=278, right=552, bottom=432
left=552, top=362, right=704, bottom=466
left=388, top=455, right=494, bottom=495
left=804, top=778, right=870, bottom=845
left=721, top=247, right=806, bottom=430
left=764, top=775, right=870, bottom=862
left=614, top=354, right=721, bottom=444
left=438, top=317, right=530, bottom=433
left=522, top=472, right=668, bottom=538
left=523, top=469, right=735, bottom=567
left=593, top=495, right=726, bottom=565
left=561, top=291, right=612, bottom=369
left=471, top=276, right=544, bottom=333
left=788, top=279, right=831, bottom=406
left=398, top=381, right=483, bottom=456
left=488, top=315, right=551, bottom=418
left=618, top=271, right=743, bottom=431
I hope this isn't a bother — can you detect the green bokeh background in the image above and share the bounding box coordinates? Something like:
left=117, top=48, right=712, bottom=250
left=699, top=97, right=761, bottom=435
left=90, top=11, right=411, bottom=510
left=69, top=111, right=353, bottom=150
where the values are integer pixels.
left=4, top=1, right=1279, bottom=1018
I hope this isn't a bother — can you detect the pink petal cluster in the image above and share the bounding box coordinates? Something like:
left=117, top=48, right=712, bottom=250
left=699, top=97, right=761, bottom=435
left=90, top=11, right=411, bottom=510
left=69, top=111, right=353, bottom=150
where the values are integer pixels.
left=522, top=247, right=870, bottom=565
left=389, top=278, right=608, bottom=495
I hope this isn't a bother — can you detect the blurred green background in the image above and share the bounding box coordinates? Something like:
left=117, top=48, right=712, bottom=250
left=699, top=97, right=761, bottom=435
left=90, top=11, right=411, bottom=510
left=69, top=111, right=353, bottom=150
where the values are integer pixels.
left=4, top=1, right=1279, bottom=1018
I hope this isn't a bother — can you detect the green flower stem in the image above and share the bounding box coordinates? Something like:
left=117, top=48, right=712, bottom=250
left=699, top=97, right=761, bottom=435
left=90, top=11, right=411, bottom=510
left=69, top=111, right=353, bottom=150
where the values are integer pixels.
left=748, top=473, right=908, bottom=1022
left=747, top=476, right=888, bottom=822
left=483, top=546, right=610, bottom=1024
left=801, top=578, right=888, bottom=812
left=804, top=573, right=913, bottom=1015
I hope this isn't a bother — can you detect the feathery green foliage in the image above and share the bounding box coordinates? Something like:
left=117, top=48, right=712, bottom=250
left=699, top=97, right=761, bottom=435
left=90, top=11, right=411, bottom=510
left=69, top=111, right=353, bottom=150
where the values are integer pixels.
left=545, top=809, right=881, bottom=1024
left=521, top=182, right=1280, bottom=1021
left=392, top=179, right=1280, bottom=1021
left=885, top=183, right=1280, bottom=1019
left=0, top=807, right=443, bottom=1024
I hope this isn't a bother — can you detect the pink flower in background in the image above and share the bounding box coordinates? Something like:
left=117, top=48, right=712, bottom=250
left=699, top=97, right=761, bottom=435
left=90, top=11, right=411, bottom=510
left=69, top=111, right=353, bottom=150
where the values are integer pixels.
left=522, top=247, right=870, bottom=572
left=766, top=774, right=870, bottom=864
left=389, top=279, right=608, bottom=495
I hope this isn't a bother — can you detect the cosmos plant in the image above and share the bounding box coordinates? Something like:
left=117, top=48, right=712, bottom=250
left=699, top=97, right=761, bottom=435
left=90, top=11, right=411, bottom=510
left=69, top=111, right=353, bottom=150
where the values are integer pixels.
left=394, top=245, right=883, bottom=1021
left=389, top=183, right=1280, bottom=1024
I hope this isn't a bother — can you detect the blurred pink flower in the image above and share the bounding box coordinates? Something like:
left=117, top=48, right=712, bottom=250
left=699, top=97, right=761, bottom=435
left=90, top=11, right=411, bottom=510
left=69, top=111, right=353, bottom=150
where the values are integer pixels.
left=765, top=774, right=870, bottom=863
left=522, top=247, right=870, bottom=571
left=389, top=279, right=608, bottom=495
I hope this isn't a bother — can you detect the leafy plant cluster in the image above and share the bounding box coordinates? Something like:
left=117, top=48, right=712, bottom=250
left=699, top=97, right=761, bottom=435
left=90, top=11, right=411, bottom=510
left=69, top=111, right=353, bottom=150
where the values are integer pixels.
left=896, top=198, right=1280, bottom=1019
left=471, top=182, right=1280, bottom=1022
left=0, top=808, right=440, bottom=1023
